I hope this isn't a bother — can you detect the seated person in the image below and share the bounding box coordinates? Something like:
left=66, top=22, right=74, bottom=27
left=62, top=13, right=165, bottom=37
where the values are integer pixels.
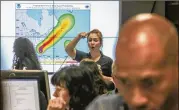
left=12, top=37, right=47, bottom=110
left=80, top=58, right=114, bottom=91
left=12, top=37, right=41, bottom=70
left=47, top=65, right=99, bottom=110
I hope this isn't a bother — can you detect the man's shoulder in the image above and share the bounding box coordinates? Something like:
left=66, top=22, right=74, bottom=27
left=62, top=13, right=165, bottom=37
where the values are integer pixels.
left=95, top=94, right=124, bottom=104
left=86, top=94, right=125, bottom=110
left=97, top=94, right=121, bottom=102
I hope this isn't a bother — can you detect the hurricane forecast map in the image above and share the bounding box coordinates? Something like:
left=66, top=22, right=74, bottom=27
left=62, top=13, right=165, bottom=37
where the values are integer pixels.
left=15, top=3, right=90, bottom=65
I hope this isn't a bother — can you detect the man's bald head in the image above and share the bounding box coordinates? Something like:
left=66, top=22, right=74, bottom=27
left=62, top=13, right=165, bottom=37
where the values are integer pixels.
left=116, top=13, right=178, bottom=68
left=114, top=14, right=178, bottom=110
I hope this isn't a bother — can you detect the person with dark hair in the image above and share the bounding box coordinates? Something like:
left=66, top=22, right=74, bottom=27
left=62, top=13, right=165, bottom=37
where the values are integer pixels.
left=48, top=65, right=98, bottom=110
left=65, top=29, right=113, bottom=77
left=80, top=58, right=114, bottom=92
left=86, top=13, right=178, bottom=110
left=12, top=37, right=47, bottom=110
left=12, top=37, right=41, bottom=70
left=79, top=59, right=108, bottom=94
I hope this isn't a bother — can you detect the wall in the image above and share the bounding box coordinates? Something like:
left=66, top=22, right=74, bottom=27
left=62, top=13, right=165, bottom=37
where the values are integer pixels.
left=121, top=1, right=165, bottom=24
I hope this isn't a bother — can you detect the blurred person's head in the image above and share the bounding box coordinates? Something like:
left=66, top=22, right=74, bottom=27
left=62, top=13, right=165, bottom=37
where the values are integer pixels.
left=87, top=29, right=103, bottom=51
left=12, top=37, right=41, bottom=70
left=114, top=13, right=178, bottom=110
left=80, top=58, right=115, bottom=94
left=80, top=58, right=108, bottom=94
left=51, top=65, right=96, bottom=110
left=80, top=58, right=103, bottom=76
left=80, top=58, right=104, bottom=77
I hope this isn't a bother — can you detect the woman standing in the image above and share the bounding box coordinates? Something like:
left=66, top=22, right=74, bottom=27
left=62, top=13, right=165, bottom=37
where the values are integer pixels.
left=65, top=29, right=113, bottom=77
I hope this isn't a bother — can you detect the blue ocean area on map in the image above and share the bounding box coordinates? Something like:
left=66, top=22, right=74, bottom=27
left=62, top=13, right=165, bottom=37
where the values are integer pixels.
left=26, top=9, right=43, bottom=26
left=47, top=9, right=54, bottom=16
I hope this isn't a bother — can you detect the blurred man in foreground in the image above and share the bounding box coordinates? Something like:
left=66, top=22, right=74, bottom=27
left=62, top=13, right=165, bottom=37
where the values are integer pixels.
left=86, top=13, right=178, bottom=110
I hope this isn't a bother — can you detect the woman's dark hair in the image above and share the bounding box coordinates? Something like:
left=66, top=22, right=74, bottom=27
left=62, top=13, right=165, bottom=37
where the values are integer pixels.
left=12, top=37, right=41, bottom=70
left=51, top=65, right=97, bottom=110
left=79, top=60, right=108, bottom=95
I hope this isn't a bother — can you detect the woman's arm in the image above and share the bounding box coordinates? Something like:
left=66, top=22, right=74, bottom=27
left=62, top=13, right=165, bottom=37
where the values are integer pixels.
left=65, top=32, right=87, bottom=59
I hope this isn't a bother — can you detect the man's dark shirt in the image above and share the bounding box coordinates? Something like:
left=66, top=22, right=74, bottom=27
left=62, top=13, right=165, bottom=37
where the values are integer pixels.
left=86, top=94, right=127, bottom=110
